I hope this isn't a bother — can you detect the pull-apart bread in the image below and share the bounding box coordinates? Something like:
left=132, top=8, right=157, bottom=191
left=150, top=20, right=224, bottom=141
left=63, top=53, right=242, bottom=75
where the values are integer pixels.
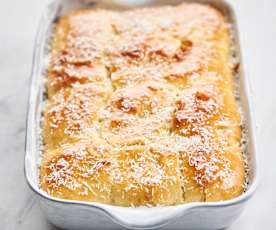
left=40, top=3, right=245, bottom=206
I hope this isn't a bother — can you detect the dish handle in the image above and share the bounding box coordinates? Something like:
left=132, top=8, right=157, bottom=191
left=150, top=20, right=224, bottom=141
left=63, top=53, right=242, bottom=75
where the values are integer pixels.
left=103, top=204, right=196, bottom=229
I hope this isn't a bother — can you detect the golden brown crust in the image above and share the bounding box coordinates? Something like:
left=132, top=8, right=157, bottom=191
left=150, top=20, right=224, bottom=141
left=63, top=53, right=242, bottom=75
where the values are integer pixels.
left=111, top=146, right=183, bottom=206
left=43, top=83, right=111, bottom=148
left=40, top=3, right=245, bottom=206
left=40, top=137, right=114, bottom=203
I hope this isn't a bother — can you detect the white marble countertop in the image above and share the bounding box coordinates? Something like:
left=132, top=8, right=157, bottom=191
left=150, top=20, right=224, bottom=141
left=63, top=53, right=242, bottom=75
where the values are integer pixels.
left=0, top=0, right=275, bottom=229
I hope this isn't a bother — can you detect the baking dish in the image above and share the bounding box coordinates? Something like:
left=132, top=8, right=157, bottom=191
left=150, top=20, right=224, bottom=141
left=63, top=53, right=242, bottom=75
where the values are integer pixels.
left=25, top=0, right=258, bottom=229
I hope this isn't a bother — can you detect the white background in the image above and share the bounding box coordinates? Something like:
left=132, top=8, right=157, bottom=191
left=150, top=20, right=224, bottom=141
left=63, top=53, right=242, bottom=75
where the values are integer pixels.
left=0, top=0, right=275, bottom=229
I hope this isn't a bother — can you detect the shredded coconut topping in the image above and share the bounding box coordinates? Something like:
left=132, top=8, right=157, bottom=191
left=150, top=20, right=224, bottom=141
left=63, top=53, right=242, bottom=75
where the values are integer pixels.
left=40, top=3, right=245, bottom=206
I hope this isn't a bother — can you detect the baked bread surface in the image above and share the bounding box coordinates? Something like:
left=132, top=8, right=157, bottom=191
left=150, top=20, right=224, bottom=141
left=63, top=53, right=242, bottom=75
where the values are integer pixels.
left=40, top=3, right=245, bottom=206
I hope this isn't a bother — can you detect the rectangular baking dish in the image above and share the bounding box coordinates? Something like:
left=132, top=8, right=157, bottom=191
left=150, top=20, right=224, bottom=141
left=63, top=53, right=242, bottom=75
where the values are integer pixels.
left=25, top=0, right=258, bottom=229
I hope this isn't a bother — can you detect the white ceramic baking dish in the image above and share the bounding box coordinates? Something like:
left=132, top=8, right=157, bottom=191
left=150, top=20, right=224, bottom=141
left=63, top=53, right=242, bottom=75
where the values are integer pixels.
left=25, top=0, right=258, bottom=229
